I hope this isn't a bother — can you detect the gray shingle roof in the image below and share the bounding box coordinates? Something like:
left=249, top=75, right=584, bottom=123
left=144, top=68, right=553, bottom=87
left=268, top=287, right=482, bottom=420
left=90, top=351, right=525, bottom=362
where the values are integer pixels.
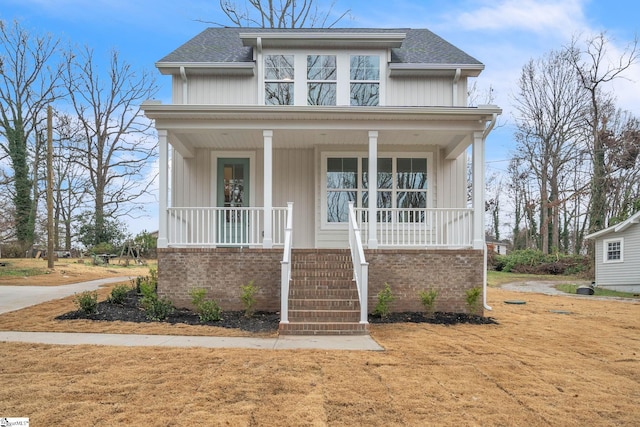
left=158, top=28, right=482, bottom=66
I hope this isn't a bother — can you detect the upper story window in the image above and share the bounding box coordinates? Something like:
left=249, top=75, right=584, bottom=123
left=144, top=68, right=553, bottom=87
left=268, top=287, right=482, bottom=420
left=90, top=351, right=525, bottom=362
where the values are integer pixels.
left=350, top=55, right=380, bottom=106
left=307, top=55, right=336, bottom=105
left=264, top=55, right=294, bottom=105
left=263, top=52, right=382, bottom=106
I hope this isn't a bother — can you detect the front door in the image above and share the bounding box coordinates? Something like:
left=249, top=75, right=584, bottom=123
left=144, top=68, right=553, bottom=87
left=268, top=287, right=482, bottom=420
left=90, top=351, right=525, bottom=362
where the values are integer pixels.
left=217, top=158, right=250, bottom=245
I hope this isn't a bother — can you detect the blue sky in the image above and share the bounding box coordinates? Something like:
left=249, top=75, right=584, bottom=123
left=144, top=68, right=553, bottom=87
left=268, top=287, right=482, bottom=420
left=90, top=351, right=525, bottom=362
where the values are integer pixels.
left=2, top=0, right=639, bottom=236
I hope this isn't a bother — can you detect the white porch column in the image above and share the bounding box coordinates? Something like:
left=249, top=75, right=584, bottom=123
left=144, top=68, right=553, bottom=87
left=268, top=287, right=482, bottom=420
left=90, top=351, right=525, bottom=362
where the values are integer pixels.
left=158, top=129, right=169, bottom=248
left=263, top=130, right=273, bottom=248
left=472, top=131, right=485, bottom=250
left=368, top=131, right=379, bottom=249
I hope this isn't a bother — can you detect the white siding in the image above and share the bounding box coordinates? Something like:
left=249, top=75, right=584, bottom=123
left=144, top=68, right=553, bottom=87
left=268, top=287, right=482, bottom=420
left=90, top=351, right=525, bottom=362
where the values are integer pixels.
left=387, top=77, right=454, bottom=106
left=595, top=226, right=640, bottom=288
left=171, top=148, right=211, bottom=207
left=273, top=149, right=315, bottom=247
left=437, top=150, right=467, bottom=209
left=171, top=75, right=258, bottom=105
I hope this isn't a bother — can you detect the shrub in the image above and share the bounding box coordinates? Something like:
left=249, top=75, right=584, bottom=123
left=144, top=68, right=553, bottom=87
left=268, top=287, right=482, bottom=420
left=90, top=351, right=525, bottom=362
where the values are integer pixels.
left=495, top=249, right=589, bottom=275
left=240, top=280, right=258, bottom=317
left=107, top=284, right=130, bottom=304
left=418, top=289, right=438, bottom=317
left=374, top=282, right=395, bottom=318
left=190, top=288, right=222, bottom=322
left=465, top=287, right=482, bottom=316
left=74, top=291, right=98, bottom=314
left=141, top=295, right=174, bottom=321
left=138, top=273, right=172, bottom=321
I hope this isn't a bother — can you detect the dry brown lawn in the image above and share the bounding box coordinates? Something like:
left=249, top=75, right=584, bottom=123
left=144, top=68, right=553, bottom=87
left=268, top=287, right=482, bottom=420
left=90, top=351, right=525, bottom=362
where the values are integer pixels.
left=0, top=261, right=639, bottom=426
left=0, top=257, right=154, bottom=286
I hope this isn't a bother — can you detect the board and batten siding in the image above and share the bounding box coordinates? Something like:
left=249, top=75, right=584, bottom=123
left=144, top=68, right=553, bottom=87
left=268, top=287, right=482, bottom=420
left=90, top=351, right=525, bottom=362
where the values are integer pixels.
left=387, top=77, right=466, bottom=107
left=436, top=150, right=467, bottom=209
left=171, top=149, right=212, bottom=207
left=272, top=149, right=315, bottom=248
left=172, top=75, right=257, bottom=105
left=595, top=226, right=640, bottom=290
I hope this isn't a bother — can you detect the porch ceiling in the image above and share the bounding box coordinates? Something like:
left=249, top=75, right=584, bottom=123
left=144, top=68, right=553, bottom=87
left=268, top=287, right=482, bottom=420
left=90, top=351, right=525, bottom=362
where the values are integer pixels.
left=142, top=103, right=501, bottom=158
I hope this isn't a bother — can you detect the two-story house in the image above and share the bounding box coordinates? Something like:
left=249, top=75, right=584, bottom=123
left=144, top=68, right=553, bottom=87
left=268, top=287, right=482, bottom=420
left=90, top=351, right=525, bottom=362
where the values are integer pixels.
left=142, top=27, right=501, bottom=335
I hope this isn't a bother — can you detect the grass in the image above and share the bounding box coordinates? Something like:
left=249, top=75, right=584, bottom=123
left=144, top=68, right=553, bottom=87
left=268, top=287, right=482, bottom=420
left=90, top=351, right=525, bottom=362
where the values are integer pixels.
left=0, top=262, right=48, bottom=278
left=1, top=286, right=639, bottom=426
left=486, top=270, right=584, bottom=287
left=555, top=283, right=640, bottom=299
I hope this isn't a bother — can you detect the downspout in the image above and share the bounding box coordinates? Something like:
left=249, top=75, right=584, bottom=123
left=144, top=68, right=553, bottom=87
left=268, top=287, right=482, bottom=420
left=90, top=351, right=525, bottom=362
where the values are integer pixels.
left=482, top=112, right=497, bottom=311
left=452, top=68, right=461, bottom=106
left=180, top=66, right=188, bottom=104
left=256, top=37, right=263, bottom=104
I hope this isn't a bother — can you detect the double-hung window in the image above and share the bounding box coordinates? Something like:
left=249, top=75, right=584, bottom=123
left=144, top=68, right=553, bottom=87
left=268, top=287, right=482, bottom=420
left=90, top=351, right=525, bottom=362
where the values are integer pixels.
left=603, top=238, right=624, bottom=263
left=264, top=55, right=294, bottom=105
left=350, top=55, right=380, bottom=106
left=325, top=155, right=430, bottom=224
left=307, top=55, right=336, bottom=105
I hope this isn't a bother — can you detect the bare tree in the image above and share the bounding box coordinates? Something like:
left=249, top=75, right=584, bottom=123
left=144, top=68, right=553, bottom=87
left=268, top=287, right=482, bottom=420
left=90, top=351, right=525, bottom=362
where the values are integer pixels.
left=63, top=47, right=158, bottom=246
left=0, top=20, right=63, bottom=249
left=568, top=32, right=639, bottom=234
left=216, top=0, right=350, bottom=28
left=512, top=49, right=590, bottom=254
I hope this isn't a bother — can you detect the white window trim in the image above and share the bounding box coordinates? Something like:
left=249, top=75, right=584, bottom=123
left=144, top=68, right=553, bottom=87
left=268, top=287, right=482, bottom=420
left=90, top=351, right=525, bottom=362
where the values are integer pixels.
left=261, top=49, right=386, bottom=106
left=320, top=151, right=433, bottom=229
left=603, top=237, right=624, bottom=263
left=211, top=151, right=257, bottom=208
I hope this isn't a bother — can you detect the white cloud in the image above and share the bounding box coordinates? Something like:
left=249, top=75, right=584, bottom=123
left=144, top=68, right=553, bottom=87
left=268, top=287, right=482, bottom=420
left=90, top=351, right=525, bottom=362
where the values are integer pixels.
left=456, top=0, right=586, bottom=37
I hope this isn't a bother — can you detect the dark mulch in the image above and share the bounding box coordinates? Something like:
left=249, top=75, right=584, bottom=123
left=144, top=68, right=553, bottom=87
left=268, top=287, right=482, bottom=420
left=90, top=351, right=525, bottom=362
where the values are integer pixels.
left=56, top=290, right=498, bottom=333
left=369, top=312, right=498, bottom=325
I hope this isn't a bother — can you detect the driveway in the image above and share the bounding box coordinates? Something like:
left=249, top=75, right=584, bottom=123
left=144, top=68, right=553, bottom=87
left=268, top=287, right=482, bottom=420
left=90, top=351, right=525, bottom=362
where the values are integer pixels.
left=0, top=277, right=133, bottom=315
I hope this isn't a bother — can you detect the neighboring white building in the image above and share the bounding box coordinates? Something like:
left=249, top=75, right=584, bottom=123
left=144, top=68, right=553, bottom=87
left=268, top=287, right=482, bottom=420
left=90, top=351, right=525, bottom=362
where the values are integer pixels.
left=143, top=28, right=501, bottom=334
left=586, top=211, right=640, bottom=293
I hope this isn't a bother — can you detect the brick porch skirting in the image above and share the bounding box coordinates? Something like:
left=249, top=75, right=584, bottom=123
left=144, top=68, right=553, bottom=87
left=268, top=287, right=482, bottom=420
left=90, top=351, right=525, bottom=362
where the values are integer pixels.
left=158, top=248, right=484, bottom=315
left=157, top=248, right=283, bottom=311
left=365, top=249, right=484, bottom=315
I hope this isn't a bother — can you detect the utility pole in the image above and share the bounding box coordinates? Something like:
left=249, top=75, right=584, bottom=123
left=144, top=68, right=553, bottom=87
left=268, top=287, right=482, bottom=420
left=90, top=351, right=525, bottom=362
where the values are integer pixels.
left=47, top=106, right=54, bottom=269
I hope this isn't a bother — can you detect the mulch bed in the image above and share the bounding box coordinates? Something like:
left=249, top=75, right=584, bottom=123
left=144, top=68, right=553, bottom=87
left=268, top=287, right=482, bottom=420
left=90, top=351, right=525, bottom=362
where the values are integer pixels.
left=56, top=290, right=498, bottom=333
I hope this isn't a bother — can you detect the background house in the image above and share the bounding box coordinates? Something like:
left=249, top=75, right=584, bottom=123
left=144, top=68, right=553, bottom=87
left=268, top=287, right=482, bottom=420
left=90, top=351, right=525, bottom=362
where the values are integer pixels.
left=143, top=28, right=501, bottom=334
left=586, top=211, right=640, bottom=293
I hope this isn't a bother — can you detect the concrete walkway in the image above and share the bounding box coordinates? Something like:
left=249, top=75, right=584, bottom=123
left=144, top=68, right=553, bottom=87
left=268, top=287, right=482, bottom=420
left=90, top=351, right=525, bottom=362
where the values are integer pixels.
left=0, top=331, right=383, bottom=351
left=0, top=278, right=383, bottom=351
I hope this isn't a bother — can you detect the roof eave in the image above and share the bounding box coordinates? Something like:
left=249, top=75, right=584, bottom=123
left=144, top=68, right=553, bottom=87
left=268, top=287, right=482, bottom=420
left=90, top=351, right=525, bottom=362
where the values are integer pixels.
left=240, top=31, right=406, bottom=49
left=156, top=62, right=255, bottom=76
left=389, top=63, right=484, bottom=77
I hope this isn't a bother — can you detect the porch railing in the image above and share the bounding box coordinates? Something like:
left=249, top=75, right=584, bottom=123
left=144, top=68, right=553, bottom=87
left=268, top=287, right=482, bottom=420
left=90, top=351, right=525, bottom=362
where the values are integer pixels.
left=354, top=207, right=473, bottom=248
left=280, top=202, right=293, bottom=324
left=167, top=207, right=288, bottom=246
left=348, top=202, right=369, bottom=325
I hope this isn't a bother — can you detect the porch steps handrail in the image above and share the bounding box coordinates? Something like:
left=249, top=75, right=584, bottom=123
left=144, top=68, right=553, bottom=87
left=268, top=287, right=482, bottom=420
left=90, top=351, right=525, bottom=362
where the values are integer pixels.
left=280, top=202, right=294, bottom=324
left=166, top=206, right=287, bottom=247
left=354, top=207, right=473, bottom=247
left=348, top=202, right=369, bottom=325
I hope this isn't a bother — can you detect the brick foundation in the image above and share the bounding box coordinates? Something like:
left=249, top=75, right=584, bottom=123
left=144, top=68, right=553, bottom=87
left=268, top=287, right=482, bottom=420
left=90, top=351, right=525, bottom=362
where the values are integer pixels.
left=366, top=249, right=484, bottom=315
left=158, top=247, right=484, bottom=315
left=157, top=248, right=283, bottom=311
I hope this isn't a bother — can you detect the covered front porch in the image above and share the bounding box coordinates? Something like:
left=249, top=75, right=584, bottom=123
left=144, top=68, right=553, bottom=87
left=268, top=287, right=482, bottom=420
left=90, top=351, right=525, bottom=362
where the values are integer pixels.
left=143, top=103, right=499, bottom=333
